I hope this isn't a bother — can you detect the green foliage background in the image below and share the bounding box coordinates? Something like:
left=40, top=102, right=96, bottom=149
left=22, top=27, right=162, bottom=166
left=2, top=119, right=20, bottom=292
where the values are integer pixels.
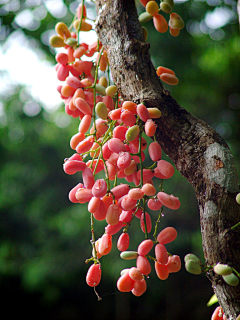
left=0, top=0, right=239, bottom=319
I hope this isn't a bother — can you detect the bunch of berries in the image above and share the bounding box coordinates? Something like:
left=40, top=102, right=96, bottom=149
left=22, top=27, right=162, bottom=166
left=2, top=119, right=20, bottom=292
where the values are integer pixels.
left=139, top=0, right=185, bottom=38
left=49, top=1, right=182, bottom=298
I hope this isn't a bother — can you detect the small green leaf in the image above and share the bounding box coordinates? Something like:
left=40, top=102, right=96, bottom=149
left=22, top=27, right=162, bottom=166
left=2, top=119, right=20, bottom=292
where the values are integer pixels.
left=207, top=294, right=218, bottom=307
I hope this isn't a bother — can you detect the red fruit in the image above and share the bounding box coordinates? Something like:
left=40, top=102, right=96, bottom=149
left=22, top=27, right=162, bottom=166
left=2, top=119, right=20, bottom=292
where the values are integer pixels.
left=63, top=160, right=86, bottom=175
left=157, top=192, right=180, bottom=210
left=140, top=212, right=152, bottom=233
left=120, top=109, right=136, bottom=126
left=129, top=267, right=144, bottom=281
left=121, top=195, right=138, bottom=211
left=98, top=234, right=112, bottom=256
left=82, top=167, right=95, bottom=189
left=157, top=226, right=177, bottom=244
left=155, top=261, right=169, bottom=280
left=155, top=244, right=168, bottom=264
left=119, top=210, right=133, bottom=223
left=136, top=255, right=151, bottom=275
left=93, top=200, right=107, bottom=221
left=117, top=233, right=130, bottom=251
left=68, top=183, right=83, bottom=203
left=105, top=221, right=124, bottom=235
left=147, top=198, right=162, bottom=211
left=111, top=184, right=130, bottom=199
left=117, top=270, right=135, bottom=292
left=149, top=141, right=162, bottom=161
left=153, top=14, right=168, bottom=33
left=137, top=239, right=154, bottom=256
left=136, top=104, right=150, bottom=122
left=92, top=179, right=108, bottom=198
left=166, top=255, right=181, bottom=273
left=75, top=188, right=92, bottom=203
left=86, top=264, right=101, bottom=287
left=211, top=306, right=225, bottom=320
left=108, top=138, right=126, bottom=154
left=132, top=279, right=147, bottom=296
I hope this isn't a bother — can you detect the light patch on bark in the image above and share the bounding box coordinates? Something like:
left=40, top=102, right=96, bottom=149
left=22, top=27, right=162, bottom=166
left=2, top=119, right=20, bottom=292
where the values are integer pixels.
left=204, top=142, right=239, bottom=193
left=204, top=200, right=218, bottom=218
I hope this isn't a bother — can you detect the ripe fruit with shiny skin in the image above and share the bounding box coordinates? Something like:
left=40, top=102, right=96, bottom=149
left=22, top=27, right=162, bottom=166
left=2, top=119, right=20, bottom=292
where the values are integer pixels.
left=86, top=264, right=101, bottom=287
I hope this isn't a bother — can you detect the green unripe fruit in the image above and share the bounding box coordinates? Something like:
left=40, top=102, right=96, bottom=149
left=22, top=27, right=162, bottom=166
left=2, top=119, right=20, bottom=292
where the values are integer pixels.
left=49, top=35, right=65, bottom=48
left=169, top=13, right=185, bottom=30
left=125, top=125, right=140, bottom=142
left=95, top=84, right=106, bottom=96
left=222, top=273, right=239, bottom=286
left=236, top=193, right=240, bottom=205
left=91, top=66, right=96, bottom=79
left=185, top=259, right=202, bottom=275
left=65, top=37, right=78, bottom=46
left=120, top=268, right=130, bottom=276
left=142, top=26, right=148, bottom=42
left=106, top=85, right=118, bottom=97
left=120, top=251, right=138, bottom=260
left=236, top=315, right=240, bottom=320
left=138, top=11, right=153, bottom=24
left=184, top=253, right=201, bottom=264
left=164, top=0, right=174, bottom=9
left=95, top=102, right=108, bottom=120
left=214, top=263, right=233, bottom=276
left=160, top=2, right=172, bottom=13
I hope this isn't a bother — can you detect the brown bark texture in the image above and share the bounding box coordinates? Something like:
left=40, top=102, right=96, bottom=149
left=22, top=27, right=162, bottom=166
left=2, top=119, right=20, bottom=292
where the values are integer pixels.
left=95, top=0, right=240, bottom=319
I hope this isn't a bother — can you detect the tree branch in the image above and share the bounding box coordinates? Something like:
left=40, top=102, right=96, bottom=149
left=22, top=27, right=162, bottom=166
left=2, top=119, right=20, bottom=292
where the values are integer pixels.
left=95, top=1, right=240, bottom=319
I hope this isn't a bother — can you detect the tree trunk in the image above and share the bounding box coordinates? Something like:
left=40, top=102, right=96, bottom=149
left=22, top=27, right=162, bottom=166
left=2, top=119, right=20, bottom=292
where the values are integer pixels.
left=95, top=0, right=240, bottom=319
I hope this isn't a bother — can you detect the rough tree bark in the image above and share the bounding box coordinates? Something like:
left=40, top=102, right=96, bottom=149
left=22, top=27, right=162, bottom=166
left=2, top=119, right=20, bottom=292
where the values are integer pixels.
left=95, top=0, right=240, bottom=319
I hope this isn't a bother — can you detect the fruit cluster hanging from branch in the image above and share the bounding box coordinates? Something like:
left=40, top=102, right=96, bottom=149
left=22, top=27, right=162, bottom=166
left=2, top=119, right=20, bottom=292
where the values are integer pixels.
left=49, top=0, right=240, bottom=312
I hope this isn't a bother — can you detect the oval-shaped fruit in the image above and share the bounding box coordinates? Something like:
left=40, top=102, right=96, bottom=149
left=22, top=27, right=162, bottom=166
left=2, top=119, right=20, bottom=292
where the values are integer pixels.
left=157, top=226, right=177, bottom=244
left=160, top=73, right=179, bottom=85
left=125, top=125, right=140, bottom=142
left=222, top=273, right=239, bottom=286
left=166, top=255, right=181, bottom=273
left=86, top=264, right=101, bottom=287
left=136, top=255, right=151, bottom=275
left=117, top=270, right=135, bottom=292
left=129, top=267, right=144, bottom=282
left=139, top=11, right=153, bottom=23
left=155, top=243, right=168, bottom=264
left=106, top=85, right=118, bottom=97
left=185, top=259, right=202, bottom=275
left=98, top=234, right=112, bottom=256
left=184, top=253, right=201, bottom=263
left=160, top=1, right=172, bottom=13
left=153, top=14, right=168, bottom=33
left=55, top=22, right=71, bottom=39
left=49, top=35, right=65, bottom=48
left=236, top=193, right=240, bottom=204
left=137, top=239, right=154, bottom=256
left=120, top=251, right=138, bottom=260
left=149, top=141, right=162, bottom=161
left=169, top=12, right=185, bottom=30
left=95, top=102, right=108, bottom=120
left=155, top=261, right=169, bottom=280
left=147, top=107, right=162, bottom=118
left=117, top=233, right=130, bottom=251
left=146, top=1, right=159, bottom=16
left=214, top=263, right=233, bottom=276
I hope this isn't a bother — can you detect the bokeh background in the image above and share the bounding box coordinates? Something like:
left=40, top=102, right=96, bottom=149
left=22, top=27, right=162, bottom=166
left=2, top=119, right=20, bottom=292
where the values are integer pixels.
left=0, top=0, right=239, bottom=319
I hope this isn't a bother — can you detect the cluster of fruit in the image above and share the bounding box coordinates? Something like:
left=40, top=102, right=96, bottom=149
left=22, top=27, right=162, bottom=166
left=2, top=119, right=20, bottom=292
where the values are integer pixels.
left=118, top=227, right=181, bottom=296
left=138, top=0, right=185, bottom=37
left=49, top=1, right=182, bottom=297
